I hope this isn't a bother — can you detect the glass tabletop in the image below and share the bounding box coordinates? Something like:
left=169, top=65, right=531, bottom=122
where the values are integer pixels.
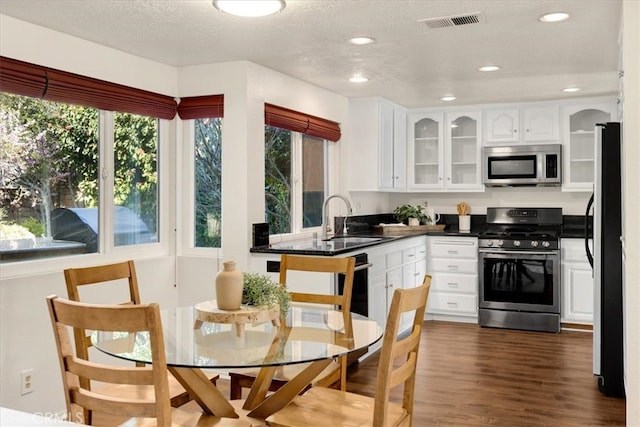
left=93, top=304, right=383, bottom=369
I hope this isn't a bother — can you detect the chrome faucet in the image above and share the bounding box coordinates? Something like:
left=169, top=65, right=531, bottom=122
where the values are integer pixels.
left=321, top=194, right=353, bottom=240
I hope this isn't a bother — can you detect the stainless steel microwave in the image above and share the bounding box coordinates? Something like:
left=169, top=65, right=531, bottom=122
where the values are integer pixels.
left=483, top=144, right=562, bottom=186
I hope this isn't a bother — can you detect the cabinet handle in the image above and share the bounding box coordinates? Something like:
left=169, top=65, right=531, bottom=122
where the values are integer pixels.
left=407, top=254, right=415, bottom=258
left=447, top=250, right=459, bottom=254
left=514, top=129, right=518, bottom=133
left=447, top=282, right=459, bottom=288
left=414, top=272, right=420, bottom=277
left=448, top=265, right=459, bottom=271
left=446, top=301, right=458, bottom=307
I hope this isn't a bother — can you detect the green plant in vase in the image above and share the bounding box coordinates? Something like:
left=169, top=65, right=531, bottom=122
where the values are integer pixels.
left=393, top=204, right=429, bottom=225
left=241, top=272, right=291, bottom=317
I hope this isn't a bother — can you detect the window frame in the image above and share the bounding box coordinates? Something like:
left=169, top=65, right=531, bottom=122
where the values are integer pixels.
left=178, top=119, right=223, bottom=258
left=0, top=108, right=172, bottom=278
left=266, top=128, right=331, bottom=239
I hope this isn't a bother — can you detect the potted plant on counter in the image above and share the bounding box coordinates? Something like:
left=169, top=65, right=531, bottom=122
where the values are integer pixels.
left=393, top=204, right=429, bottom=226
left=242, top=272, right=291, bottom=317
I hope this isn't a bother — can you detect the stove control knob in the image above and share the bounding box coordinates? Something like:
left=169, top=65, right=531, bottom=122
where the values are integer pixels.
left=531, top=241, right=539, bottom=247
left=487, top=240, right=494, bottom=247
left=498, top=240, right=504, bottom=247
left=542, top=241, right=551, bottom=248
left=514, top=240, right=521, bottom=247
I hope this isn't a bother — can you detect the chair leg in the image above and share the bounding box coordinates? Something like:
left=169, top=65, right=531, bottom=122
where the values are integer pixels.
left=230, top=376, right=245, bottom=400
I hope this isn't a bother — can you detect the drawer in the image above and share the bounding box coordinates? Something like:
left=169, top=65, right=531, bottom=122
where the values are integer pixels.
left=427, top=293, right=478, bottom=315
left=402, top=247, right=417, bottom=264
left=429, top=238, right=478, bottom=259
left=429, top=257, right=477, bottom=274
left=414, top=245, right=427, bottom=261
left=431, top=273, right=477, bottom=294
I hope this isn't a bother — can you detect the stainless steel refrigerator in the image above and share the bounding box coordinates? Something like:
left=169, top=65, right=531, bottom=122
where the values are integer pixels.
left=585, top=122, right=625, bottom=398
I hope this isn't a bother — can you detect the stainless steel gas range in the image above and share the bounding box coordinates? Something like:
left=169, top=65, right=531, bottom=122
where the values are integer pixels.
left=478, top=207, right=562, bottom=333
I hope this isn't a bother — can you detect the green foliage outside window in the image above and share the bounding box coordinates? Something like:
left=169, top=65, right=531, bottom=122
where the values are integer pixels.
left=265, top=126, right=291, bottom=235
left=194, top=118, right=222, bottom=248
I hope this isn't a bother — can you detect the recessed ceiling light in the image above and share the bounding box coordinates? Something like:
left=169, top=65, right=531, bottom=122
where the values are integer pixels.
left=349, top=36, right=376, bottom=45
left=539, top=12, right=570, bottom=23
left=562, top=87, right=581, bottom=93
left=440, top=95, right=456, bottom=102
left=212, top=0, right=286, bottom=17
left=478, top=65, right=501, bottom=72
left=349, top=75, right=369, bottom=83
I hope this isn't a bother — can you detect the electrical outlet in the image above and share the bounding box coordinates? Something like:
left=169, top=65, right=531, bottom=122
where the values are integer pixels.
left=20, top=369, right=33, bottom=395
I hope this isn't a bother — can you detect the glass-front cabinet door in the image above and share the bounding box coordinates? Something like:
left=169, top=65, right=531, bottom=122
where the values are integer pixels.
left=408, top=113, right=444, bottom=190
left=446, top=112, right=483, bottom=191
left=562, top=103, right=616, bottom=192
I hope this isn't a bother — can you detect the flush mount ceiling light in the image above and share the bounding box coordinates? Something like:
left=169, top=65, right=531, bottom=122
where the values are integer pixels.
left=349, top=75, right=369, bottom=83
left=562, top=87, right=581, bottom=93
left=212, top=0, right=286, bottom=17
left=538, top=12, right=570, bottom=23
left=478, top=65, right=501, bottom=72
left=349, top=36, right=376, bottom=45
left=440, top=95, right=456, bottom=101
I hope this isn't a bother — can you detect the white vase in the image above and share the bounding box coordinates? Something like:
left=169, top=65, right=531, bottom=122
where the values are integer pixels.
left=215, top=261, right=243, bottom=310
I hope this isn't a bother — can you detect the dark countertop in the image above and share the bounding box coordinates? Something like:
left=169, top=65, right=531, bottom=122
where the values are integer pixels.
left=250, top=213, right=591, bottom=256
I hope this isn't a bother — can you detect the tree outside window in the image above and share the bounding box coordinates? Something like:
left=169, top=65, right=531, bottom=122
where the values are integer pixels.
left=265, top=125, right=326, bottom=235
left=194, top=117, right=222, bottom=248
left=0, top=92, right=160, bottom=259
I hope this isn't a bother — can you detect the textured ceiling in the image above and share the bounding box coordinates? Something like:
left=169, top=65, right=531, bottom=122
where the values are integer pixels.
left=0, top=0, right=622, bottom=108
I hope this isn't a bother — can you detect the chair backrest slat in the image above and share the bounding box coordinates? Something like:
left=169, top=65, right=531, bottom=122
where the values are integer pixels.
left=374, top=275, right=431, bottom=426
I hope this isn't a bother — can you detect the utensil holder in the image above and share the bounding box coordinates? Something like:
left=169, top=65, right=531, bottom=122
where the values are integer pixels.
left=458, top=215, right=471, bottom=232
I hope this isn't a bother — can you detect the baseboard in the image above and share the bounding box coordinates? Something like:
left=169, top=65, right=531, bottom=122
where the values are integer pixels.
left=561, top=322, right=593, bottom=332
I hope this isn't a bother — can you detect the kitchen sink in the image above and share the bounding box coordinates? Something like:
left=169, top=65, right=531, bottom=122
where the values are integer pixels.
left=325, top=236, right=384, bottom=244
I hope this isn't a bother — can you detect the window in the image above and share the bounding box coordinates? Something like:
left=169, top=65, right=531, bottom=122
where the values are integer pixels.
left=193, top=118, right=222, bottom=248
left=265, top=125, right=327, bottom=235
left=0, top=93, right=160, bottom=261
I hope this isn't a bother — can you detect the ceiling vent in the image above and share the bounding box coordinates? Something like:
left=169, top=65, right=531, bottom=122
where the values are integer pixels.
left=419, top=12, right=485, bottom=30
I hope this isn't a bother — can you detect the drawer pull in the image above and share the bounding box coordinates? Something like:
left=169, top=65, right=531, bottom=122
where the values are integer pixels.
left=447, top=282, right=459, bottom=288
left=447, top=265, right=459, bottom=271
left=447, top=250, right=459, bottom=255
left=446, top=301, right=458, bottom=307
left=407, top=254, right=415, bottom=258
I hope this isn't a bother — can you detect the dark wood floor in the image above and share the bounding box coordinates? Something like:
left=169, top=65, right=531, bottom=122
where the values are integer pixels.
left=345, top=321, right=626, bottom=426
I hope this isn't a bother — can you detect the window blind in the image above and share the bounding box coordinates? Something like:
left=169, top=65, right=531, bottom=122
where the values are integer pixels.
left=264, top=103, right=341, bottom=142
left=177, top=94, right=224, bottom=119
left=0, top=56, right=177, bottom=120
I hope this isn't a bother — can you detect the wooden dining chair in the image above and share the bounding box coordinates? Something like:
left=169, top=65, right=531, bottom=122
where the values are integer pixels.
left=229, top=254, right=356, bottom=400
left=46, top=295, right=249, bottom=427
left=63, top=260, right=218, bottom=422
left=265, top=275, right=432, bottom=427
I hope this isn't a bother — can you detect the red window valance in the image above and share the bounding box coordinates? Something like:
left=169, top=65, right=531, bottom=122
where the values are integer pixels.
left=264, top=103, right=341, bottom=142
left=177, top=94, right=224, bottom=119
left=0, top=56, right=177, bottom=120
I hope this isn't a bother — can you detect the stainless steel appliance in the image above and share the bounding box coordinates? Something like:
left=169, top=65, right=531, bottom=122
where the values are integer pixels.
left=478, top=207, right=562, bottom=333
left=585, top=122, right=625, bottom=397
left=483, top=144, right=561, bottom=187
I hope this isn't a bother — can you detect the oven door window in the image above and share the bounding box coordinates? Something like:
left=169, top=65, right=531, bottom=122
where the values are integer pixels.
left=482, top=253, right=556, bottom=306
left=488, top=155, right=537, bottom=179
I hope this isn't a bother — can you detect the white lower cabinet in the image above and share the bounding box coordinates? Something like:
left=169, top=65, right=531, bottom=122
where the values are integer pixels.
left=426, top=236, right=478, bottom=320
left=561, top=238, right=594, bottom=324
left=368, top=236, right=428, bottom=333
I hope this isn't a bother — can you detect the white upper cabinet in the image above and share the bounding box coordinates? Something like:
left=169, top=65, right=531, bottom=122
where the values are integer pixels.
left=407, top=112, right=444, bottom=190
left=562, top=102, right=616, bottom=192
left=445, top=112, right=483, bottom=191
left=484, top=105, right=560, bottom=145
left=408, top=111, right=482, bottom=191
left=348, top=98, right=407, bottom=191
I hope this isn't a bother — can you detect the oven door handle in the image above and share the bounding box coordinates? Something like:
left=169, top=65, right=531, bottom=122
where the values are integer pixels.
left=478, top=249, right=557, bottom=257
left=353, top=262, right=373, bottom=272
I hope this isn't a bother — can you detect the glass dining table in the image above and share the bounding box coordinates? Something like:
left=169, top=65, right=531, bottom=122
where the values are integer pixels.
left=93, top=303, right=383, bottom=419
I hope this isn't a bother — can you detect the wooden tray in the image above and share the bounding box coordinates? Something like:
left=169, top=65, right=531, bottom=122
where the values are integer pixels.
left=194, top=300, right=280, bottom=337
left=373, top=224, right=445, bottom=235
